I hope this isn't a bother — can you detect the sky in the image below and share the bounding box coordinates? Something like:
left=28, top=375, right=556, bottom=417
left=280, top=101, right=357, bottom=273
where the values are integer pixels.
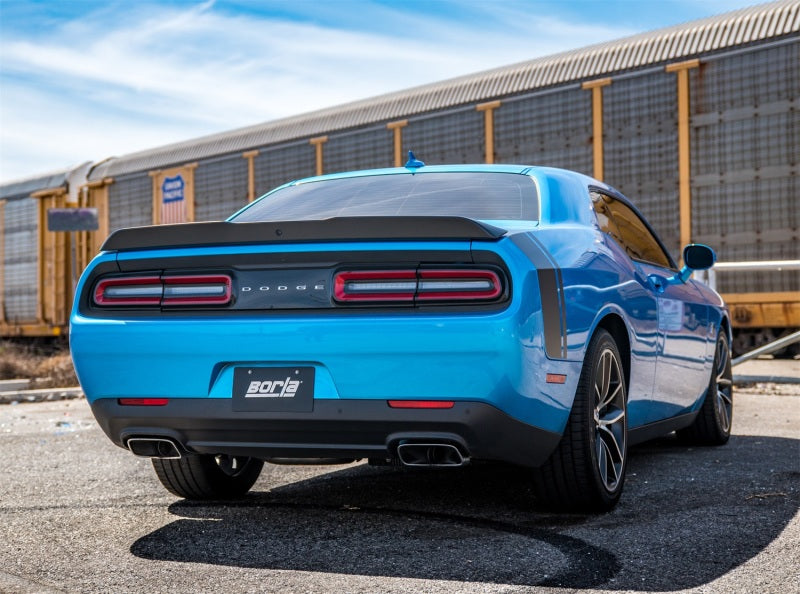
left=0, top=0, right=764, bottom=183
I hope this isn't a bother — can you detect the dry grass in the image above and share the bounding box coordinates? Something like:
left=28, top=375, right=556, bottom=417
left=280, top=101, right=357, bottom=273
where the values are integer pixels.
left=0, top=340, right=78, bottom=388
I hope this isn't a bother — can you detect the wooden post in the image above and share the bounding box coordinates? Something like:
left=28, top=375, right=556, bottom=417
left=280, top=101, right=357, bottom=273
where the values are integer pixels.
left=476, top=100, right=502, bottom=164
left=386, top=120, right=409, bottom=167
left=581, top=78, right=612, bottom=181
left=243, top=150, right=259, bottom=202
left=666, top=59, right=700, bottom=252
left=309, top=136, right=328, bottom=176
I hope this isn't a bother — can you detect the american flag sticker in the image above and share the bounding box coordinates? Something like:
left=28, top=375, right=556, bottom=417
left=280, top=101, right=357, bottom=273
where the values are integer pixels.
left=161, top=175, right=186, bottom=224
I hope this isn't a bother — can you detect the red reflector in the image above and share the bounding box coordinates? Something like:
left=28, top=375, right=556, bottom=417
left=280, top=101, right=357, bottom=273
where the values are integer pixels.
left=118, top=398, right=169, bottom=406
left=546, top=374, right=567, bottom=384
left=387, top=400, right=455, bottom=409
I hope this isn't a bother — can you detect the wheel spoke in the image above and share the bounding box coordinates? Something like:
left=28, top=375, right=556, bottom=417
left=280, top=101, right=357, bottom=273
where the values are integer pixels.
left=596, top=438, right=609, bottom=485
left=598, top=424, right=624, bottom=465
left=718, top=389, right=732, bottom=406
left=717, top=377, right=733, bottom=387
left=598, top=408, right=625, bottom=426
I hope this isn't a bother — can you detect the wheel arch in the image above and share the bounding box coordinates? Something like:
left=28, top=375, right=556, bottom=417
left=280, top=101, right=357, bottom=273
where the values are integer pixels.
left=594, top=313, right=631, bottom=398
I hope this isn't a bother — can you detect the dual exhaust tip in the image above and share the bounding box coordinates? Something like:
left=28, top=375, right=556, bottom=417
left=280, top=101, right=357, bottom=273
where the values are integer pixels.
left=127, top=438, right=469, bottom=468
left=127, top=437, right=181, bottom=459
left=396, top=442, right=468, bottom=467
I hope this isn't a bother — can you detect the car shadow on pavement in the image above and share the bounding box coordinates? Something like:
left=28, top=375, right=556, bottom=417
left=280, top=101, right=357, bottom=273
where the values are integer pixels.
left=130, top=435, right=799, bottom=590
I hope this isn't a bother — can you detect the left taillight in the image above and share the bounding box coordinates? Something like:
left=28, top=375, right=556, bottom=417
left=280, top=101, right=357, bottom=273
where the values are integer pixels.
left=93, top=274, right=232, bottom=307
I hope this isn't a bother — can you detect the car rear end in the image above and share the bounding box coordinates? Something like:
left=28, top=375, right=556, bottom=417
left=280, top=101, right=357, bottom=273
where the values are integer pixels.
left=70, top=169, right=578, bottom=471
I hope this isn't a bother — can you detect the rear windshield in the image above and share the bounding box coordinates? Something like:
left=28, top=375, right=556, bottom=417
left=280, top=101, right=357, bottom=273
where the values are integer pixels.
left=231, top=172, right=539, bottom=222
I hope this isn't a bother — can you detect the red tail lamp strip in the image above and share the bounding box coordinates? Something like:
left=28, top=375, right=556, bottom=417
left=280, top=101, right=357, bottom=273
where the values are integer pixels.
left=334, top=270, right=416, bottom=302
left=417, top=269, right=502, bottom=301
left=333, top=269, right=503, bottom=303
left=94, top=276, right=162, bottom=306
left=161, top=275, right=232, bottom=306
left=388, top=400, right=455, bottom=409
left=94, top=275, right=232, bottom=307
left=118, top=398, right=169, bottom=406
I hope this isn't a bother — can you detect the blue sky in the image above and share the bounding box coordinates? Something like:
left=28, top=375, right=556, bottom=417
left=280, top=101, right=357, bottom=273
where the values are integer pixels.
left=0, top=0, right=763, bottom=183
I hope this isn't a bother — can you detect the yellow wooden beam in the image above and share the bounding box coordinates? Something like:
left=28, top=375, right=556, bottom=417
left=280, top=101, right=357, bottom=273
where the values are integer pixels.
left=0, top=323, right=64, bottom=337
left=309, top=136, right=328, bottom=176
left=386, top=120, right=408, bottom=167
left=721, top=291, right=800, bottom=304
left=31, top=186, right=67, bottom=199
left=581, top=78, right=612, bottom=181
left=242, top=150, right=260, bottom=202
left=476, top=101, right=501, bottom=164
left=666, top=59, right=700, bottom=253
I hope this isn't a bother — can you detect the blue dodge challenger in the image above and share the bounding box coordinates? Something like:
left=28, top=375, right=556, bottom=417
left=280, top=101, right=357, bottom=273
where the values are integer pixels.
left=70, top=161, right=733, bottom=511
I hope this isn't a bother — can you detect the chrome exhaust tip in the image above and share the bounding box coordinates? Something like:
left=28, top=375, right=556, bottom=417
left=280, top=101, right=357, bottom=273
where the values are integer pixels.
left=396, top=443, right=468, bottom=467
left=127, top=437, right=182, bottom=459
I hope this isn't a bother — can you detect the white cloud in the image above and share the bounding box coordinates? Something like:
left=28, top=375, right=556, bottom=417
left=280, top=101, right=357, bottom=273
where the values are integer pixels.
left=0, top=1, right=636, bottom=182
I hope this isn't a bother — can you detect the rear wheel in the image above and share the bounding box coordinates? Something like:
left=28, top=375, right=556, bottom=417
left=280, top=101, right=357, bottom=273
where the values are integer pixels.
left=152, top=453, right=264, bottom=499
left=533, top=329, right=628, bottom=512
left=677, top=331, right=733, bottom=445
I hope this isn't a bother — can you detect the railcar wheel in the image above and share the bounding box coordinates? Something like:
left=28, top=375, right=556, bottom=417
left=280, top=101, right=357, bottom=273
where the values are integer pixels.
left=152, top=453, right=263, bottom=499
left=533, top=329, right=627, bottom=512
left=677, top=331, right=733, bottom=445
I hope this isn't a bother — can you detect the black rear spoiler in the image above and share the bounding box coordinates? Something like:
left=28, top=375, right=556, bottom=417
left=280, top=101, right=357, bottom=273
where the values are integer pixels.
left=100, top=217, right=507, bottom=251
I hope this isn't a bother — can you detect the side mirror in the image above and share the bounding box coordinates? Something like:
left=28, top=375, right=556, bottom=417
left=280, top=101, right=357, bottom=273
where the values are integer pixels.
left=673, top=244, right=716, bottom=283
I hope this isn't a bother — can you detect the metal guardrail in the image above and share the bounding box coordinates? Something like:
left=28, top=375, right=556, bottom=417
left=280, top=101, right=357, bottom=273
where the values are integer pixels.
left=696, top=260, right=800, bottom=292
left=732, top=329, right=800, bottom=367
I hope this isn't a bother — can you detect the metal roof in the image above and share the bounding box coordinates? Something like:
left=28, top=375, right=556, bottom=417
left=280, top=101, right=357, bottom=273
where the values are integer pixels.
left=88, top=0, right=799, bottom=182
left=0, top=168, right=71, bottom=201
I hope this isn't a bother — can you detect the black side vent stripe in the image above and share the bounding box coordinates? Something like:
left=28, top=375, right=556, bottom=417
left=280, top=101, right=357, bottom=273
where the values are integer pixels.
left=510, top=234, right=568, bottom=359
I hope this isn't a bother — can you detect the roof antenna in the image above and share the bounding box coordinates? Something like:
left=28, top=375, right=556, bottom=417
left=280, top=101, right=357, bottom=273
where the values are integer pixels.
left=404, top=151, right=425, bottom=170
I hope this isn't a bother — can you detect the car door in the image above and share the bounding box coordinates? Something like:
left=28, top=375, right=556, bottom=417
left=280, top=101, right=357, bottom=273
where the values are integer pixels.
left=595, top=192, right=712, bottom=422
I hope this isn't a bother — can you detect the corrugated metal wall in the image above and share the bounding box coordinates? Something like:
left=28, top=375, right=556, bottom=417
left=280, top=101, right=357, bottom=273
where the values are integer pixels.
left=108, top=173, right=153, bottom=233
left=195, top=155, right=249, bottom=221
left=604, top=72, right=681, bottom=259
left=494, top=88, right=593, bottom=173
left=325, top=126, right=394, bottom=173
left=3, top=197, right=38, bottom=322
left=403, top=109, right=484, bottom=165
left=253, top=142, right=316, bottom=198
left=692, top=41, right=799, bottom=293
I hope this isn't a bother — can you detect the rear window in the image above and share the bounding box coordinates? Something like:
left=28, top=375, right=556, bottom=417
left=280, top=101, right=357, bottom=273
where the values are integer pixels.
left=231, top=172, right=539, bottom=222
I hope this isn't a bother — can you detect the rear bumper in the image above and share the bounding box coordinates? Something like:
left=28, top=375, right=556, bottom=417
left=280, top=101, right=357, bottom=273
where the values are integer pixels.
left=91, top=398, right=562, bottom=468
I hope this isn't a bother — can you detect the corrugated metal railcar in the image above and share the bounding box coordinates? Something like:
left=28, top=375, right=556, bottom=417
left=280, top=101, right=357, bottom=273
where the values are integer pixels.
left=1, top=1, right=798, bottom=353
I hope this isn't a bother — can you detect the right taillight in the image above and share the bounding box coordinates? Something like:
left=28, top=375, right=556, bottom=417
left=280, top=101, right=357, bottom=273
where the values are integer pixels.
left=417, top=269, right=502, bottom=301
left=333, top=268, right=504, bottom=304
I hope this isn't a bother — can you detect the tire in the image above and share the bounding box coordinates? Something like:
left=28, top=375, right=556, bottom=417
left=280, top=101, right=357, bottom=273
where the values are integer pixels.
left=677, top=331, right=733, bottom=445
left=152, top=453, right=264, bottom=500
left=533, top=329, right=628, bottom=512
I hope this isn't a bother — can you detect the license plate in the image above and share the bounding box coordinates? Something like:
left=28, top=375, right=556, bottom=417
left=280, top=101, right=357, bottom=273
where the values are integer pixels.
left=232, top=367, right=315, bottom=412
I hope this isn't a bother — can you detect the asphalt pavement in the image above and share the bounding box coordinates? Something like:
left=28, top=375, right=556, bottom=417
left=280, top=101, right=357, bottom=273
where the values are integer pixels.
left=0, top=383, right=798, bottom=593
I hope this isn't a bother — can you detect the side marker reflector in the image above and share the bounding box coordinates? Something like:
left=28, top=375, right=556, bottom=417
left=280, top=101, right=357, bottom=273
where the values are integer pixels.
left=387, top=400, right=455, bottom=409
left=118, top=398, right=169, bottom=406
left=546, top=374, right=567, bottom=384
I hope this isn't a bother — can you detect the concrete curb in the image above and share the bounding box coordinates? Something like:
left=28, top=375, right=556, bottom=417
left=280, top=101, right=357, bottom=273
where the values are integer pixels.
left=0, top=387, right=84, bottom=404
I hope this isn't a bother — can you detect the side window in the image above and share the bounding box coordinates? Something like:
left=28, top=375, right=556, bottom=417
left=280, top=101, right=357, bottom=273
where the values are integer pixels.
left=591, top=192, right=673, bottom=269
